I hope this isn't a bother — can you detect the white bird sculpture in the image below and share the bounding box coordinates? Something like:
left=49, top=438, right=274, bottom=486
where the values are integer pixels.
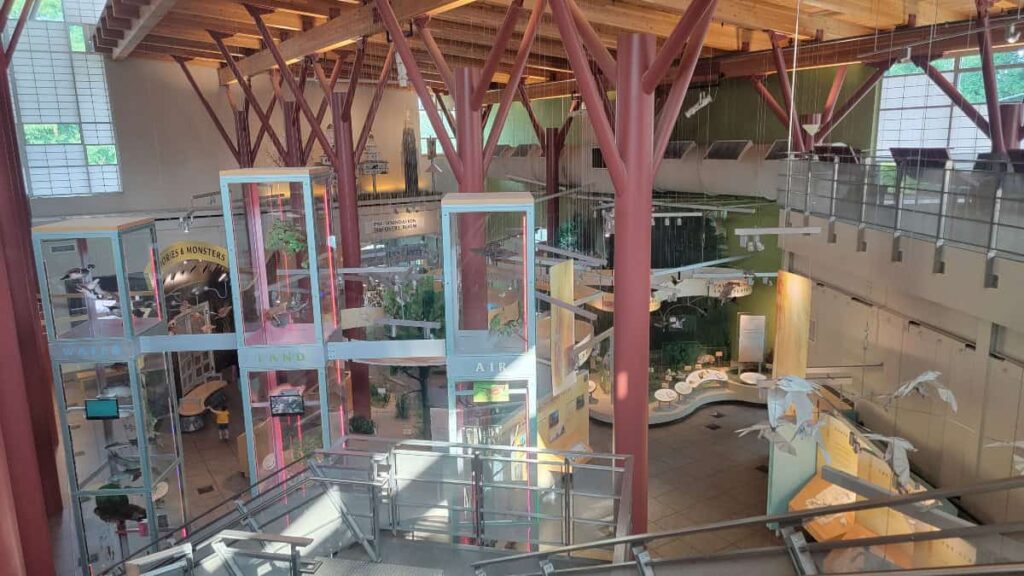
left=793, top=419, right=832, bottom=465
left=760, top=375, right=821, bottom=429
left=879, top=371, right=957, bottom=413
left=984, top=440, right=1024, bottom=474
left=60, top=264, right=95, bottom=281
left=863, top=433, right=917, bottom=489
left=736, top=421, right=797, bottom=457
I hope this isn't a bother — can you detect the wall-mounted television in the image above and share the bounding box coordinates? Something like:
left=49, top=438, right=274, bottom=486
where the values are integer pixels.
left=85, top=398, right=120, bottom=420
left=269, top=394, right=305, bottom=417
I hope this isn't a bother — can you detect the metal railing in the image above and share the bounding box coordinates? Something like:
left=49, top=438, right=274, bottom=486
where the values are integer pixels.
left=125, top=531, right=315, bottom=576
left=470, top=471, right=1024, bottom=575
left=778, top=157, right=1024, bottom=281
left=101, top=438, right=631, bottom=575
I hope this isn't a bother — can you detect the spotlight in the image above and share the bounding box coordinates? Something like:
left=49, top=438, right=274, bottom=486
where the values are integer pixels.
left=676, top=218, right=682, bottom=225
left=1009, top=23, right=1022, bottom=44
left=684, top=91, right=713, bottom=119
left=899, top=46, right=912, bottom=63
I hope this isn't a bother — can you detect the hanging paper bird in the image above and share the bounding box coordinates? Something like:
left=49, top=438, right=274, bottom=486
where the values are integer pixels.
left=863, top=433, right=917, bottom=490
left=878, top=370, right=957, bottom=413
left=984, top=440, right=1024, bottom=474
left=736, top=421, right=797, bottom=456
left=61, top=264, right=95, bottom=281
left=793, top=419, right=832, bottom=465
left=760, top=375, right=821, bottom=429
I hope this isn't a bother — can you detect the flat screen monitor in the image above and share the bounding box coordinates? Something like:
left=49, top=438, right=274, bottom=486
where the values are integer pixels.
left=269, top=394, right=305, bottom=417
left=85, top=398, right=120, bottom=420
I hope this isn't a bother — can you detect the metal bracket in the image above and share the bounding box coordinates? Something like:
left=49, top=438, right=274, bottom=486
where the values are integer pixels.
left=211, top=540, right=245, bottom=576
left=891, top=234, right=903, bottom=263
left=856, top=224, right=867, bottom=252
left=985, top=253, right=999, bottom=288
left=932, top=242, right=946, bottom=274
left=539, top=560, right=556, bottom=575
left=781, top=526, right=819, bottom=575
left=308, top=460, right=380, bottom=562
left=234, top=500, right=262, bottom=533
left=632, top=545, right=655, bottom=576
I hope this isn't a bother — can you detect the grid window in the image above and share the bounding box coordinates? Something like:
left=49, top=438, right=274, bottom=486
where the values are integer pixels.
left=418, top=97, right=456, bottom=156
left=876, top=50, right=1024, bottom=158
left=9, top=0, right=120, bottom=197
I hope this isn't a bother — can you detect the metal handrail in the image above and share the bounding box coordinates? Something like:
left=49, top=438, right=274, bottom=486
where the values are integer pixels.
left=471, top=473, right=1024, bottom=571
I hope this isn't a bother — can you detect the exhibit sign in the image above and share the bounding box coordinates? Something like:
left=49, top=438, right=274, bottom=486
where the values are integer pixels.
left=239, top=344, right=325, bottom=370
left=159, top=240, right=229, bottom=270
left=360, top=206, right=439, bottom=242
left=738, top=314, right=767, bottom=363
left=473, top=382, right=510, bottom=403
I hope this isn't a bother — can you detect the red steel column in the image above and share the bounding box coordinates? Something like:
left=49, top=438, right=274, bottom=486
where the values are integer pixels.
left=1000, top=102, right=1022, bottom=150
left=614, top=32, right=655, bottom=534
left=453, top=67, right=488, bottom=329
left=0, top=47, right=62, bottom=528
left=977, top=2, right=1006, bottom=155
left=545, top=126, right=560, bottom=244
left=332, top=89, right=371, bottom=418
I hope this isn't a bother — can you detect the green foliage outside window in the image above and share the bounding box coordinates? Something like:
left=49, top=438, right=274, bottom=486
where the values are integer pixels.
left=68, top=24, right=86, bottom=52
left=10, top=0, right=63, bottom=21
left=86, top=145, right=117, bottom=165
left=23, top=123, right=81, bottom=144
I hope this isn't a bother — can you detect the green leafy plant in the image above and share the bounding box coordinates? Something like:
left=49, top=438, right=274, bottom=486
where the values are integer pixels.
left=94, top=483, right=147, bottom=524
left=370, top=386, right=391, bottom=408
left=348, top=415, right=376, bottom=435
left=489, top=307, right=523, bottom=338
left=557, top=219, right=581, bottom=252
left=265, top=220, right=308, bottom=267
left=662, top=340, right=705, bottom=370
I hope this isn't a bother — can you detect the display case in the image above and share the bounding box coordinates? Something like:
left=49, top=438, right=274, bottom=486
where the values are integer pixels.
left=441, top=193, right=538, bottom=447
left=32, top=218, right=184, bottom=575
left=220, top=168, right=343, bottom=480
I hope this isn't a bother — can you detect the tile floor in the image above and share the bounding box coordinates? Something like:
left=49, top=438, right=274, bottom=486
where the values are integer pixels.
left=589, top=402, right=782, bottom=559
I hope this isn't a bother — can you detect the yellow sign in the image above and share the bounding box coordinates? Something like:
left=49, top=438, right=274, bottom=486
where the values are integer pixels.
left=159, top=241, right=229, bottom=271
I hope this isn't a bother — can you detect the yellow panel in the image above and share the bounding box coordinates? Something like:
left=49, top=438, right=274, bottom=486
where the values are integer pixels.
left=773, top=270, right=812, bottom=378
left=550, top=260, right=575, bottom=397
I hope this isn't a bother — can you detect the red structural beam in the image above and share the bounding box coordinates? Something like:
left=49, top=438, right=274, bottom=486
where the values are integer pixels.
left=517, top=81, right=546, bottom=149
left=483, top=0, right=546, bottom=170
left=416, top=19, right=456, bottom=92
left=567, top=0, right=616, bottom=85
left=433, top=86, right=456, bottom=139
left=356, top=43, right=395, bottom=160
left=653, top=0, right=716, bottom=173
left=913, top=58, right=990, bottom=138
left=816, top=61, right=892, bottom=143
left=471, top=0, right=524, bottom=109
left=175, top=56, right=240, bottom=164
left=749, top=76, right=789, bottom=127
left=821, top=64, right=848, bottom=127
left=247, top=6, right=339, bottom=172
left=374, top=0, right=463, bottom=181
left=343, top=38, right=366, bottom=122
left=550, top=0, right=717, bottom=536
left=976, top=0, right=1005, bottom=154
left=210, top=32, right=287, bottom=160
left=642, top=0, right=715, bottom=93
left=305, top=54, right=347, bottom=164
left=549, top=0, right=627, bottom=193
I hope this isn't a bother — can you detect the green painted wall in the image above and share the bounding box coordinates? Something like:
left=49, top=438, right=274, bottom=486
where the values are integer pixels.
left=672, top=64, right=881, bottom=149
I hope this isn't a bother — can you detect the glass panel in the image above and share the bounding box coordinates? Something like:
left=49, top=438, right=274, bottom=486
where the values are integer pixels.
left=454, top=380, right=530, bottom=448
left=60, top=362, right=143, bottom=490
left=139, top=354, right=178, bottom=479
left=996, top=173, right=1024, bottom=257
left=897, top=165, right=944, bottom=238
left=311, top=173, right=342, bottom=339
left=154, top=467, right=186, bottom=540
left=449, top=211, right=529, bottom=355
left=79, top=493, right=151, bottom=574
left=326, top=360, right=347, bottom=443
left=121, top=226, right=164, bottom=335
left=40, top=236, right=124, bottom=339
left=228, top=180, right=316, bottom=346
left=247, top=370, right=323, bottom=482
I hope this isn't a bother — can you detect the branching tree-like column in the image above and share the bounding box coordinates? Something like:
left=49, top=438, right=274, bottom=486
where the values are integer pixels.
left=549, top=0, right=718, bottom=533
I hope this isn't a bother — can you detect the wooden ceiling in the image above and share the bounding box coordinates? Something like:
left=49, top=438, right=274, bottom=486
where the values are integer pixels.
left=93, top=0, right=1023, bottom=93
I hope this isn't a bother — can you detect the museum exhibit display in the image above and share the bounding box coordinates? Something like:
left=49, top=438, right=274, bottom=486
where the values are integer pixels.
left=32, top=218, right=185, bottom=575
left=220, top=167, right=346, bottom=481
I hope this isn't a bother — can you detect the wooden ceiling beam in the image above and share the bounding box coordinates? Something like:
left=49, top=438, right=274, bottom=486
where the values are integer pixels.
left=173, top=0, right=312, bottom=31
left=217, top=0, right=476, bottom=84
left=234, top=0, right=342, bottom=18
left=113, top=0, right=180, bottom=60
left=151, top=23, right=264, bottom=49
left=161, top=13, right=276, bottom=38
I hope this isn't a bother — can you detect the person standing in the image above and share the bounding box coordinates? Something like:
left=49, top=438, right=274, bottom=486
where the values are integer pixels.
left=210, top=406, right=230, bottom=441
